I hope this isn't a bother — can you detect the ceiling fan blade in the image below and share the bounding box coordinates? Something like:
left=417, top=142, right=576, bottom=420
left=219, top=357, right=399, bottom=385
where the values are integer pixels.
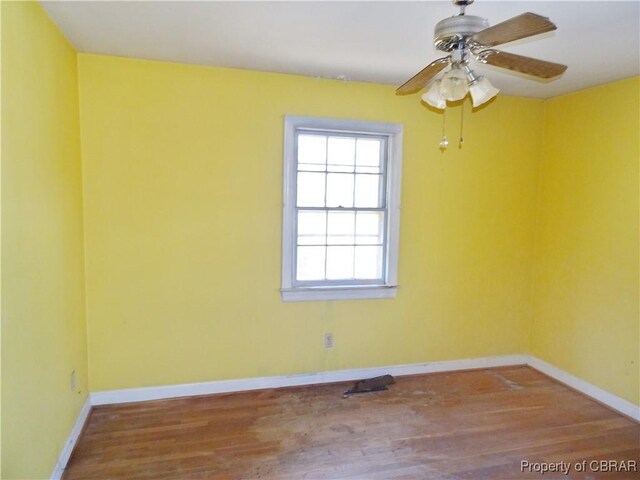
left=478, top=50, right=567, bottom=79
left=396, top=57, right=450, bottom=94
left=471, top=13, right=557, bottom=47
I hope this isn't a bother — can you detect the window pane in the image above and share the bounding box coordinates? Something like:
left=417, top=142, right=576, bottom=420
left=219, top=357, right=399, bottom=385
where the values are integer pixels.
left=355, top=166, right=381, bottom=174
left=326, top=246, right=354, bottom=280
left=297, top=211, right=326, bottom=245
left=354, top=174, right=381, bottom=208
left=356, top=211, right=384, bottom=245
left=356, top=139, right=381, bottom=167
left=297, top=246, right=326, bottom=281
left=297, top=172, right=325, bottom=207
left=298, top=163, right=325, bottom=172
left=354, top=246, right=383, bottom=279
left=298, top=134, right=326, bottom=165
left=327, top=164, right=354, bottom=173
left=327, top=211, right=355, bottom=245
left=327, top=137, right=355, bottom=172
left=326, top=173, right=354, bottom=208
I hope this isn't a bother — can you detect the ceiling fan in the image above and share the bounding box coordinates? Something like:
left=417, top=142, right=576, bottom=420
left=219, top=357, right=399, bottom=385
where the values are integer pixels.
left=397, top=0, right=567, bottom=109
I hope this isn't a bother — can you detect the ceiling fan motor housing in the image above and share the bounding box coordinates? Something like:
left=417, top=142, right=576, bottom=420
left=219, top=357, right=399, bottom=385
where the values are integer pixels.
left=434, top=15, right=488, bottom=52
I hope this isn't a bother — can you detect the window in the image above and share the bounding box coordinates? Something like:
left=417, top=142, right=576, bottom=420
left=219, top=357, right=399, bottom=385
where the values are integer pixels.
left=281, top=116, right=403, bottom=302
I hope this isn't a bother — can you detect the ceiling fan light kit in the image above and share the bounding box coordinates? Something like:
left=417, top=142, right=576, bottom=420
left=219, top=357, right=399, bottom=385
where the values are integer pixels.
left=440, top=67, right=469, bottom=101
left=397, top=0, right=567, bottom=146
left=468, top=74, right=500, bottom=108
left=422, top=80, right=447, bottom=109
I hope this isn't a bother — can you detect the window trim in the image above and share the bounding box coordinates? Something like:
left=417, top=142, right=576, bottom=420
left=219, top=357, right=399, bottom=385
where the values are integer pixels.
left=281, top=115, right=403, bottom=302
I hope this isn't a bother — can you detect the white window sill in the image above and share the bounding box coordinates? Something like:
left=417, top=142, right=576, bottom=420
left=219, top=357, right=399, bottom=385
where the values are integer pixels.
left=281, top=285, right=398, bottom=302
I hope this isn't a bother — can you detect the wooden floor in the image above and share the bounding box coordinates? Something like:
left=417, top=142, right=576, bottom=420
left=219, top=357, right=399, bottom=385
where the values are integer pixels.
left=64, top=367, right=639, bottom=479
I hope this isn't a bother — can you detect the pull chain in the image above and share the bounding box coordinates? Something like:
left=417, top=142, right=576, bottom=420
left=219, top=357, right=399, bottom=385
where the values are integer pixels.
left=459, top=101, right=465, bottom=148
left=439, top=109, right=448, bottom=151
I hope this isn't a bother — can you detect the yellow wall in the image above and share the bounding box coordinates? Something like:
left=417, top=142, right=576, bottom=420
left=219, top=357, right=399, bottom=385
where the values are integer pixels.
left=77, top=54, right=542, bottom=392
left=1, top=2, right=88, bottom=478
left=0, top=2, right=3, bottom=475
left=531, top=77, right=640, bottom=404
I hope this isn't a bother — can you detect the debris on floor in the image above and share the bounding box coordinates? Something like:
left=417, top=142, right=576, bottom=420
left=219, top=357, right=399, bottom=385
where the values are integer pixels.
left=343, top=374, right=396, bottom=398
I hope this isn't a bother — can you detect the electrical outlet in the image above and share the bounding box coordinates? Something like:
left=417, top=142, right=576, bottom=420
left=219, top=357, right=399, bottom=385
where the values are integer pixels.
left=70, top=370, right=77, bottom=392
left=324, top=333, right=334, bottom=349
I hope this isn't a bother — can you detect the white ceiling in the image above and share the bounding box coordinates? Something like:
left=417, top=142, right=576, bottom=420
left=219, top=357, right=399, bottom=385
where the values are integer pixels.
left=42, top=1, right=640, bottom=99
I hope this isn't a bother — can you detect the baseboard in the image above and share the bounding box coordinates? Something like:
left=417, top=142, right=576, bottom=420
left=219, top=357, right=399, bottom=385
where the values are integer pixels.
left=90, top=354, right=529, bottom=405
left=90, top=354, right=639, bottom=420
left=50, top=396, right=92, bottom=480
left=527, top=355, right=640, bottom=422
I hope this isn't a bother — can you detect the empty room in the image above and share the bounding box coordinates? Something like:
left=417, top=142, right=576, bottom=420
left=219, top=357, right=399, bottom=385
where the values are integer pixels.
left=1, top=1, right=639, bottom=479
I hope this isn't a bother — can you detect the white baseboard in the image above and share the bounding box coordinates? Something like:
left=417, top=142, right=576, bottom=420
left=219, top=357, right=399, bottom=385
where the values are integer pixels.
left=50, top=396, right=92, bottom=480
left=53, top=353, right=638, bottom=478
left=89, top=355, right=640, bottom=422
left=90, top=354, right=529, bottom=406
left=527, top=356, right=640, bottom=422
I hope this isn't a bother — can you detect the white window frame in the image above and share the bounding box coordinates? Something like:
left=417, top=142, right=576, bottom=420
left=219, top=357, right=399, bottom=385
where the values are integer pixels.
left=281, top=115, right=403, bottom=302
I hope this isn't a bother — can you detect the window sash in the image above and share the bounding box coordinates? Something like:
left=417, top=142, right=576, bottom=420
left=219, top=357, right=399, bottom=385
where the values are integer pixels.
left=294, top=214, right=387, bottom=286
left=292, top=131, right=389, bottom=286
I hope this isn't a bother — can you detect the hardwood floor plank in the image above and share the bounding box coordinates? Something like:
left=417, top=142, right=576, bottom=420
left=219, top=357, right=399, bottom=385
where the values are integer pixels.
left=63, top=367, right=639, bottom=479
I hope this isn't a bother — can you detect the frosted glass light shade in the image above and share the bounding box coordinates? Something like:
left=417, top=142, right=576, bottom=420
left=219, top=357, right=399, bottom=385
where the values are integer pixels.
left=469, top=77, right=500, bottom=107
left=421, top=80, right=446, bottom=109
left=439, top=68, right=469, bottom=101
